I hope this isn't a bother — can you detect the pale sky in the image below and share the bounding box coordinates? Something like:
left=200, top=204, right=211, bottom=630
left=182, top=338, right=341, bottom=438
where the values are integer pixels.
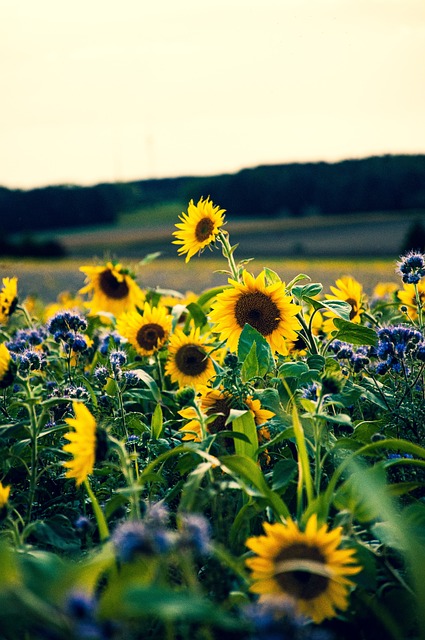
left=1, top=0, right=424, bottom=190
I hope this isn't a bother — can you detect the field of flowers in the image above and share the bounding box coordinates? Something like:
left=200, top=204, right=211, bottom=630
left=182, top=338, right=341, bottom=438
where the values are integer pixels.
left=0, top=196, right=425, bottom=640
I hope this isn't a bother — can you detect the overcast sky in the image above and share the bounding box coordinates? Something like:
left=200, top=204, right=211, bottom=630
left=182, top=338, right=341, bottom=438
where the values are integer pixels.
left=1, top=0, right=424, bottom=189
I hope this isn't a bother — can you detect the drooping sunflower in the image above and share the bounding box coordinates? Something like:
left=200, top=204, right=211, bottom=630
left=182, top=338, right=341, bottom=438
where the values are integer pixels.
left=165, top=328, right=215, bottom=389
left=209, top=270, right=301, bottom=356
left=0, top=343, right=14, bottom=389
left=116, top=302, right=172, bottom=357
left=0, top=277, right=18, bottom=324
left=178, top=385, right=274, bottom=442
left=63, top=402, right=101, bottom=486
left=323, top=275, right=364, bottom=334
left=172, top=196, right=226, bottom=263
left=245, top=514, right=361, bottom=624
left=79, top=262, right=145, bottom=317
left=398, top=280, right=425, bottom=321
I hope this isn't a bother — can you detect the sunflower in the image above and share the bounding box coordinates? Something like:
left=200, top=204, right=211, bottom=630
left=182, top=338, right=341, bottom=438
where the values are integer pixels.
left=63, top=402, right=98, bottom=486
left=116, top=302, right=172, bottom=357
left=0, top=481, right=10, bottom=509
left=44, top=291, right=85, bottom=321
left=209, top=270, right=301, bottom=356
left=79, top=262, right=145, bottom=317
left=172, top=196, right=226, bottom=263
left=373, top=282, right=398, bottom=299
left=0, top=480, right=10, bottom=520
left=165, top=328, right=215, bottom=389
left=245, top=514, right=361, bottom=624
left=178, top=386, right=274, bottom=442
left=323, top=276, right=364, bottom=334
left=398, top=280, right=425, bottom=321
left=0, top=343, right=14, bottom=389
left=0, top=277, right=18, bottom=324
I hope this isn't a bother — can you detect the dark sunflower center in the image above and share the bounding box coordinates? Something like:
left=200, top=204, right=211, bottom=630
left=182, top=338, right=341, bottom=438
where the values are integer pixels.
left=136, top=323, right=165, bottom=351
left=175, top=344, right=209, bottom=376
left=206, top=397, right=232, bottom=434
left=235, top=292, right=280, bottom=336
left=99, top=270, right=129, bottom=300
left=2, top=296, right=18, bottom=318
left=275, top=543, right=329, bottom=601
left=346, top=297, right=358, bottom=320
left=195, top=217, right=215, bottom=242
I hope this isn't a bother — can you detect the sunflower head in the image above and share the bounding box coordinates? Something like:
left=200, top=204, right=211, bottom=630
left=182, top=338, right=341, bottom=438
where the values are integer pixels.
left=172, top=196, right=226, bottom=263
left=0, top=481, right=10, bottom=520
left=209, top=270, right=301, bottom=356
left=245, top=514, right=361, bottom=624
left=79, top=262, right=145, bottom=318
left=116, top=302, right=172, bottom=357
left=165, top=328, right=215, bottom=389
left=0, top=277, right=18, bottom=324
left=63, top=402, right=101, bottom=486
left=0, top=343, right=15, bottom=389
left=398, top=281, right=425, bottom=321
left=323, top=276, right=365, bottom=334
left=178, top=386, right=274, bottom=445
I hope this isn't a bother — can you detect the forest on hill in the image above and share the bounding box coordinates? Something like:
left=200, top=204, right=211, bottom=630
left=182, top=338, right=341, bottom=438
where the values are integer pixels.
left=1, top=154, right=424, bottom=236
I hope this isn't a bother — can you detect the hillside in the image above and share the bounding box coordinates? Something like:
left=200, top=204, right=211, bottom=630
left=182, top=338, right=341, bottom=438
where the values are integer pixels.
left=30, top=210, right=422, bottom=259
left=1, top=154, right=425, bottom=236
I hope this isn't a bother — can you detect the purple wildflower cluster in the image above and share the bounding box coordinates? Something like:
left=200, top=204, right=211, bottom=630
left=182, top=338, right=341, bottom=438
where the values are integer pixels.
left=328, top=340, right=371, bottom=373
left=375, top=325, right=425, bottom=374
left=47, top=310, right=88, bottom=353
left=6, top=327, right=47, bottom=353
left=396, top=251, right=425, bottom=285
left=112, top=503, right=211, bottom=563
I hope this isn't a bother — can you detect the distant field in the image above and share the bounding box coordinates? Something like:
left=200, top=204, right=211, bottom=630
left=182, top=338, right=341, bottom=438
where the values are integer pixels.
left=33, top=209, right=422, bottom=259
left=5, top=207, right=419, bottom=302
left=1, top=256, right=400, bottom=303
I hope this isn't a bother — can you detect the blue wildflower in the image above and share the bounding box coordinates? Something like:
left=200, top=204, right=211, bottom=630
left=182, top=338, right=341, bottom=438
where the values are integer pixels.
left=94, top=366, right=109, bottom=386
left=109, top=349, right=127, bottom=370
left=122, top=370, right=139, bottom=387
left=99, top=331, right=122, bottom=356
left=396, top=251, right=425, bottom=284
left=112, top=520, right=173, bottom=562
left=179, top=513, right=211, bottom=555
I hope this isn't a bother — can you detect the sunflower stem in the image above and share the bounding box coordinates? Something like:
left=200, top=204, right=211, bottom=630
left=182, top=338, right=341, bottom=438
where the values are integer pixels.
left=297, top=313, right=319, bottom=355
left=83, top=477, right=109, bottom=542
left=22, top=378, right=40, bottom=523
left=218, top=230, right=240, bottom=281
left=16, top=304, right=34, bottom=329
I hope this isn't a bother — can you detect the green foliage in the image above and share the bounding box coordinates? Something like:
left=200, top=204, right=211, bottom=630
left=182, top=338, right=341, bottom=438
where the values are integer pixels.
left=0, top=206, right=425, bottom=639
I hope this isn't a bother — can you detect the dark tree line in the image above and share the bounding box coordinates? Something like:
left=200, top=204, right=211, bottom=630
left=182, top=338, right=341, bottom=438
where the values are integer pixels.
left=1, top=154, right=424, bottom=234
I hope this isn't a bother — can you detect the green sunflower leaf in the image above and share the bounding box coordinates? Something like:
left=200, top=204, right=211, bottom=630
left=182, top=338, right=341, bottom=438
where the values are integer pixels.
left=186, top=302, right=208, bottom=328
left=238, top=324, right=274, bottom=376
left=231, top=411, right=258, bottom=460
left=150, top=403, right=164, bottom=440
left=303, top=296, right=352, bottom=320
left=332, top=318, right=378, bottom=346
